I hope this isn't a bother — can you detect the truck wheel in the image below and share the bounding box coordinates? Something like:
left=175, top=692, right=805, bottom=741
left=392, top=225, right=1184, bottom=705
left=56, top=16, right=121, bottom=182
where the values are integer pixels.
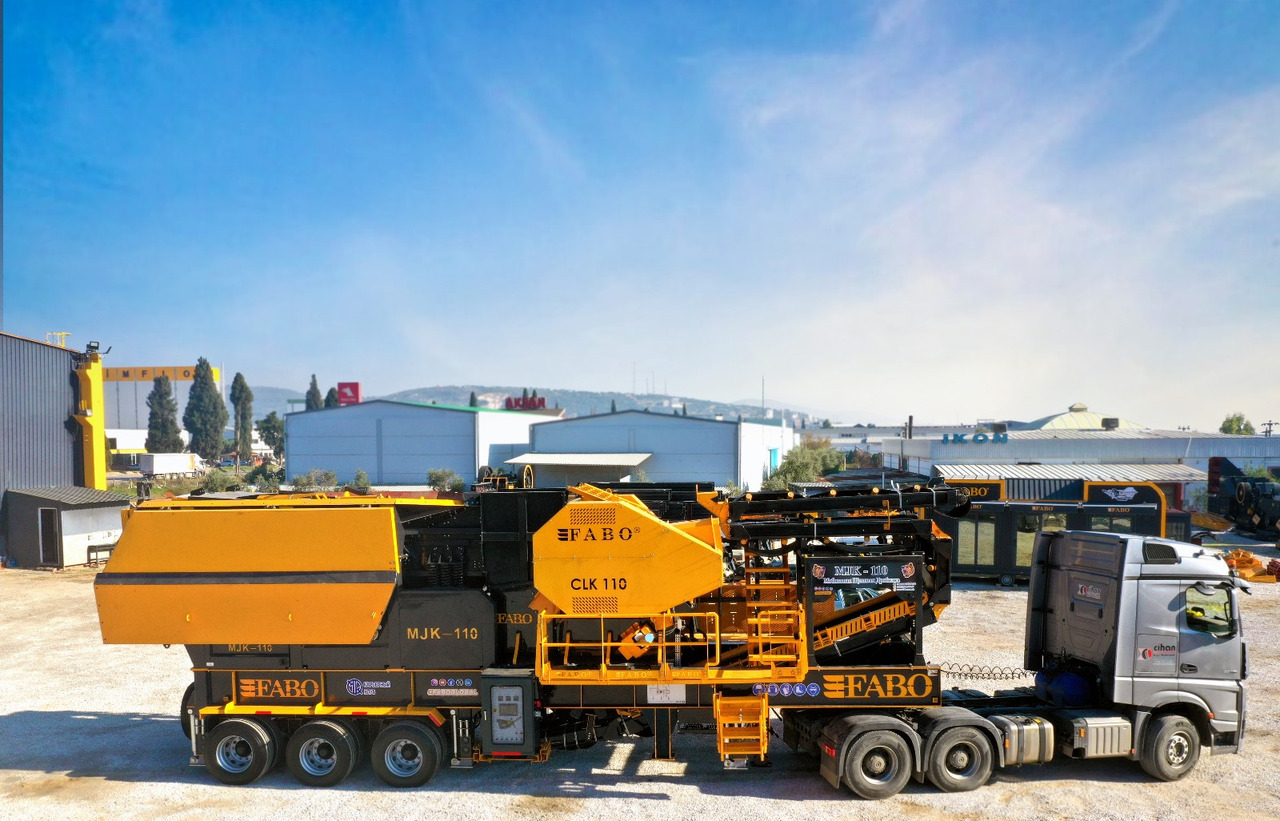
left=204, top=718, right=276, bottom=785
left=843, top=730, right=912, bottom=799
left=926, top=727, right=993, bottom=792
left=285, top=719, right=358, bottom=787
left=371, top=721, right=443, bottom=788
left=1140, top=715, right=1200, bottom=781
left=180, top=683, right=195, bottom=739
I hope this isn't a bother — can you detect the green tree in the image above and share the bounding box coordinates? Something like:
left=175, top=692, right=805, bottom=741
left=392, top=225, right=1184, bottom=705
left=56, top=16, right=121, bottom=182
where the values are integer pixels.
left=427, top=468, right=466, bottom=493
left=1220, top=413, right=1256, bottom=435
left=256, top=412, right=285, bottom=459
left=610, top=399, right=618, bottom=413
left=324, top=387, right=340, bottom=408
left=469, top=391, right=478, bottom=407
left=229, top=373, right=254, bottom=468
left=305, top=374, right=323, bottom=410
left=144, top=376, right=184, bottom=453
left=245, top=463, right=282, bottom=492
left=199, top=468, right=239, bottom=493
left=761, top=434, right=846, bottom=491
left=183, top=358, right=229, bottom=463
left=352, top=468, right=372, bottom=493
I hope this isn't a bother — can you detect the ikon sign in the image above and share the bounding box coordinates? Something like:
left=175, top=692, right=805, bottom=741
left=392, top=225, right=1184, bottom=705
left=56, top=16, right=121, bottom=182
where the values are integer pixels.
left=337, top=382, right=362, bottom=405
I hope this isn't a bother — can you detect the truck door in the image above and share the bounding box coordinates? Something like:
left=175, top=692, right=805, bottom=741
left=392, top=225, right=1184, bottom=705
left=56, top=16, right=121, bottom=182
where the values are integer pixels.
left=1130, top=578, right=1181, bottom=706
left=1177, top=582, right=1244, bottom=736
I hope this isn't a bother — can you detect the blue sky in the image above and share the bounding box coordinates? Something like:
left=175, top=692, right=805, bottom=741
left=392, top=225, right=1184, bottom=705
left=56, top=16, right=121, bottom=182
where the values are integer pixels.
left=5, top=1, right=1279, bottom=430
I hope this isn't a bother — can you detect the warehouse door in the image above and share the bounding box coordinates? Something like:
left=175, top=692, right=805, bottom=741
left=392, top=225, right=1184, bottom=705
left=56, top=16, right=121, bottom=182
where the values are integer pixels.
left=38, top=507, right=61, bottom=566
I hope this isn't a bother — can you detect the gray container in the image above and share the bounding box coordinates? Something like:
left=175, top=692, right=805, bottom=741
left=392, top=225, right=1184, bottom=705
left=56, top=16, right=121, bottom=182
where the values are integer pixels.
left=1054, top=709, right=1133, bottom=758
left=990, top=714, right=1055, bottom=765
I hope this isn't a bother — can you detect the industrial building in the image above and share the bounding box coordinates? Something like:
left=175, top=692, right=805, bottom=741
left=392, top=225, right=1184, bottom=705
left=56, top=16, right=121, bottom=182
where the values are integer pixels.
left=0, top=332, right=126, bottom=567
left=869, top=402, right=1280, bottom=583
left=506, top=410, right=795, bottom=491
left=284, top=400, right=550, bottom=485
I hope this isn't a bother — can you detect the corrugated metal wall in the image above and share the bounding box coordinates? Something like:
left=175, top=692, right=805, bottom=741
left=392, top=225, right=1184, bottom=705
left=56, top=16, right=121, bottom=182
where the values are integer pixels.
left=1005, top=478, right=1081, bottom=500
left=0, top=334, right=79, bottom=500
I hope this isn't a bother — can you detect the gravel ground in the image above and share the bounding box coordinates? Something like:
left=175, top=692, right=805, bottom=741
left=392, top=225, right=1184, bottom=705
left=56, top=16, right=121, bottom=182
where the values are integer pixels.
left=2, top=536, right=1277, bottom=821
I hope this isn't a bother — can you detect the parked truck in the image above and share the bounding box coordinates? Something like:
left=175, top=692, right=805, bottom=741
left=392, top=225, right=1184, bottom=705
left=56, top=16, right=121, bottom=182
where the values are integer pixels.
left=1209, top=460, right=1280, bottom=539
left=137, top=452, right=206, bottom=479
left=94, top=481, right=1248, bottom=798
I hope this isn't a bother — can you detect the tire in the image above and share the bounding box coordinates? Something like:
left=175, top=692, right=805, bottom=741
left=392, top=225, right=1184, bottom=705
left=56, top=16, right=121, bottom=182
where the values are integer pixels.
left=926, top=727, right=993, bottom=792
left=371, top=721, right=444, bottom=788
left=331, top=717, right=368, bottom=772
left=843, top=730, right=912, bottom=799
left=180, top=683, right=195, bottom=740
left=285, top=719, right=358, bottom=787
left=1236, top=482, right=1252, bottom=505
left=204, top=718, right=276, bottom=785
left=1140, top=715, right=1201, bottom=781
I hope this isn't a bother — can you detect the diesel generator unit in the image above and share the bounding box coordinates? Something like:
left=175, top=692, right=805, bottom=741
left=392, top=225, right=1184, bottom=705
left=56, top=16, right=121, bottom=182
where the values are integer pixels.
left=95, top=481, right=1248, bottom=798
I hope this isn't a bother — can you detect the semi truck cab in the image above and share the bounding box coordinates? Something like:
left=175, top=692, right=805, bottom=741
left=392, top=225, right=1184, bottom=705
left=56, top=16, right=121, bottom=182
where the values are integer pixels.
left=1025, top=530, right=1248, bottom=768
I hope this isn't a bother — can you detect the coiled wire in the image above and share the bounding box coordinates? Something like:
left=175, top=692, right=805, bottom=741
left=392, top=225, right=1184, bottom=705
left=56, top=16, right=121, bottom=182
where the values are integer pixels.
left=938, top=661, right=1034, bottom=681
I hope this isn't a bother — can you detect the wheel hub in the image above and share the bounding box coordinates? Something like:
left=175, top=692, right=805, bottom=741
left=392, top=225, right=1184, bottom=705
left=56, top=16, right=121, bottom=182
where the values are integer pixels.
left=215, top=735, right=253, bottom=774
left=386, top=739, right=424, bottom=777
left=300, top=738, right=338, bottom=776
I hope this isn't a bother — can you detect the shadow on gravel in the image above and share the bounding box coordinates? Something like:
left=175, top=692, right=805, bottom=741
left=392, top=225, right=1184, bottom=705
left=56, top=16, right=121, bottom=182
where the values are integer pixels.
left=0, top=711, right=198, bottom=783
left=0, top=710, right=1156, bottom=800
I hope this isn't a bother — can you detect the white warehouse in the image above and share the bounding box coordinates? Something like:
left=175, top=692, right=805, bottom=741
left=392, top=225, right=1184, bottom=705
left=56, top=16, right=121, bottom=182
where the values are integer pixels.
left=285, top=400, right=550, bottom=485
left=507, top=410, right=795, bottom=491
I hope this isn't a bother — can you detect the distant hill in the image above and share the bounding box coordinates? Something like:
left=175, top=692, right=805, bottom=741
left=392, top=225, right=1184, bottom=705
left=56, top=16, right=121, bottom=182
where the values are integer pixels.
left=248, top=386, right=305, bottom=420
left=377, top=385, right=824, bottom=427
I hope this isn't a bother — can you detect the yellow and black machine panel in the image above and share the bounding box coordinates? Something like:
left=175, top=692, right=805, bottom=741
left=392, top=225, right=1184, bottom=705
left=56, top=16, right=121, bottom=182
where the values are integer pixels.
left=95, top=496, right=454, bottom=645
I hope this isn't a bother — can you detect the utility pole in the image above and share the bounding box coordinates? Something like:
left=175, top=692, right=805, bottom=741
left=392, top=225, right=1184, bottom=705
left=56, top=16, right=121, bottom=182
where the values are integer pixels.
left=1262, top=420, right=1277, bottom=438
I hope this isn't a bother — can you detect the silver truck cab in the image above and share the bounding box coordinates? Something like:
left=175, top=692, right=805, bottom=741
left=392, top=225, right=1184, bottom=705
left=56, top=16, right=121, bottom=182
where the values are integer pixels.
left=1025, top=531, right=1247, bottom=775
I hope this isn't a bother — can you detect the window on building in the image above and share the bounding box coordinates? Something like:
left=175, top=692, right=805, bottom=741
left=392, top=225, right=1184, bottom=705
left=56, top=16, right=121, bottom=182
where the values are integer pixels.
left=1015, top=512, right=1068, bottom=568
left=957, top=513, right=997, bottom=567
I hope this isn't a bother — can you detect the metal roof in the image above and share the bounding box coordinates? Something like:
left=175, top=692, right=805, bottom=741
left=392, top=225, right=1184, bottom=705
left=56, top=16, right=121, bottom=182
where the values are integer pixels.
left=6, top=485, right=132, bottom=506
left=506, top=452, right=652, bottom=467
left=1005, top=429, right=1242, bottom=441
left=935, top=463, right=1207, bottom=483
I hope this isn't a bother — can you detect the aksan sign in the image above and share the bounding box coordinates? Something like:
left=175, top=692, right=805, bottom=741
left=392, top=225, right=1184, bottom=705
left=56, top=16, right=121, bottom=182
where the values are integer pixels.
left=942, top=432, right=1008, bottom=444
left=506, top=396, right=547, bottom=410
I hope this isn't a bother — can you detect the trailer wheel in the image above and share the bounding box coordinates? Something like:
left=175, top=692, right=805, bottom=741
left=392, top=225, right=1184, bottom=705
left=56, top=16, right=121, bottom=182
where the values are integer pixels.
left=179, top=683, right=195, bottom=739
left=843, top=730, right=912, bottom=799
left=204, top=718, right=276, bottom=785
left=371, top=721, right=443, bottom=788
left=926, top=727, right=993, bottom=792
left=285, top=719, right=358, bottom=787
left=1236, top=482, right=1252, bottom=504
left=1140, top=715, right=1200, bottom=781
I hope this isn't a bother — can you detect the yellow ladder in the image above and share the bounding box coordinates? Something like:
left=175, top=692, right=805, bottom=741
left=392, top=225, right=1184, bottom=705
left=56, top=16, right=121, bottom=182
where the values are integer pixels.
left=714, top=692, right=769, bottom=763
left=745, top=605, right=803, bottom=666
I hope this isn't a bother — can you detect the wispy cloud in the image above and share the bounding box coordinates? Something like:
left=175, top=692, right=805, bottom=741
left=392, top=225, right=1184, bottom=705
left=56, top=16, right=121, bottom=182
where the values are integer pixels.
left=695, top=8, right=1279, bottom=427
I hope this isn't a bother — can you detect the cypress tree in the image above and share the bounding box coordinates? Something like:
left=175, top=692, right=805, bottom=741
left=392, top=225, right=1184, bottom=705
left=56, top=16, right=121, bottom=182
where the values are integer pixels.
left=230, top=373, right=254, bottom=466
left=144, top=376, right=184, bottom=453
left=183, top=358, right=229, bottom=462
left=469, top=391, right=478, bottom=407
left=324, top=387, right=340, bottom=408
left=610, top=399, right=617, bottom=413
left=305, top=374, right=323, bottom=410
